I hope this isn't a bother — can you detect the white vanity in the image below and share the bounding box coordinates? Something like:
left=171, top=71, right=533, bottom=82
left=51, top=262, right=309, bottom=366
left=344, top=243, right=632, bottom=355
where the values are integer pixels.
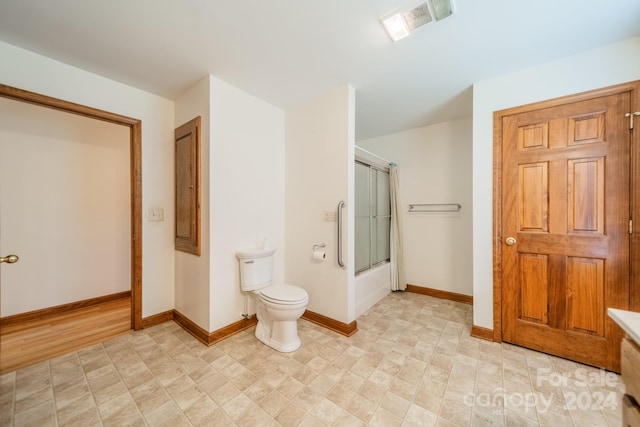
left=608, top=308, right=640, bottom=427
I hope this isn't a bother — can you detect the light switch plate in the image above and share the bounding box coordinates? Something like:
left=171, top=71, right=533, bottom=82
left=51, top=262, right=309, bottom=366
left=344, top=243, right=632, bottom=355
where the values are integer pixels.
left=324, top=211, right=337, bottom=222
left=149, top=208, right=164, bottom=221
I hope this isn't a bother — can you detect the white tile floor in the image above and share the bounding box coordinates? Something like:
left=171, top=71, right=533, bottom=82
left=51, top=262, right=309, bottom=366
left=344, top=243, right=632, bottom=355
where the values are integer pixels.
left=0, top=292, right=624, bottom=426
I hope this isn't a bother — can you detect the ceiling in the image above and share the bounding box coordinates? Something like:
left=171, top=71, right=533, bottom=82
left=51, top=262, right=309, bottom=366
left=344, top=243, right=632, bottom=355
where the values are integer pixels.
left=0, top=0, right=639, bottom=140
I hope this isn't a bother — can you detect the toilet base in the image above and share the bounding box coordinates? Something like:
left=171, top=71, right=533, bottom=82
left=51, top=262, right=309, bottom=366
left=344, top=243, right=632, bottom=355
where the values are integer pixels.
left=255, top=320, right=301, bottom=352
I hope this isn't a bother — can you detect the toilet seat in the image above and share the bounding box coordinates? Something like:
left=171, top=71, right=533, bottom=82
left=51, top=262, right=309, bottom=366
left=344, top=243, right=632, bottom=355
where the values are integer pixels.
left=260, top=284, right=308, bottom=305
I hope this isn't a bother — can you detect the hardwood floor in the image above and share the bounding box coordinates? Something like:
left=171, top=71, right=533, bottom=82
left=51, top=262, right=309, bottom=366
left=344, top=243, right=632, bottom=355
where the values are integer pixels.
left=0, top=298, right=131, bottom=374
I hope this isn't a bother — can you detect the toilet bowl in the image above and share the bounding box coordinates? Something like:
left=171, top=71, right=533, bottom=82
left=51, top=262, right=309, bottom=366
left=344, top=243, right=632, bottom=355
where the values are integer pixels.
left=237, top=248, right=309, bottom=352
left=254, top=284, right=309, bottom=352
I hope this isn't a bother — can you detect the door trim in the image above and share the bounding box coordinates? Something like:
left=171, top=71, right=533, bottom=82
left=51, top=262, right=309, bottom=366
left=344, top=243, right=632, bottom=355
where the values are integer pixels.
left=493, top=80, right=640, bottom=342
left=0, top=84, right=143, bottom=330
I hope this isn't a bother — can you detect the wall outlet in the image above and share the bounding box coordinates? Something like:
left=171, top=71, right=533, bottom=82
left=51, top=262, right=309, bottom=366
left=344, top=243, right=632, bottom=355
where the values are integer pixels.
left=324, top=211, right=337, bottom=222
left=149, top=208, right=164, bottom=221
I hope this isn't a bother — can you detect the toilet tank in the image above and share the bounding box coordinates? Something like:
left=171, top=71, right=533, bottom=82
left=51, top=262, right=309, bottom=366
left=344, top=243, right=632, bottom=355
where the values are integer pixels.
left=236, top=247, right=276, bottom=291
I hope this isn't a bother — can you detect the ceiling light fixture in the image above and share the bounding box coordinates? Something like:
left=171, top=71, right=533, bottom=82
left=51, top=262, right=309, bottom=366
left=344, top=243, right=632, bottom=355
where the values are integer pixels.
left=381, top=0, right=454, bottom=42
left=431, top=0, right=454, bottom=20
left=381, top=12, right=411, bottom=42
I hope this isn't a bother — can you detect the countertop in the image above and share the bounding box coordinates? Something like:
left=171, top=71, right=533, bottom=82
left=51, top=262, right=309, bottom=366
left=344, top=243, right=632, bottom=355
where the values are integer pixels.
left=608, top=308, right=640, bottom=345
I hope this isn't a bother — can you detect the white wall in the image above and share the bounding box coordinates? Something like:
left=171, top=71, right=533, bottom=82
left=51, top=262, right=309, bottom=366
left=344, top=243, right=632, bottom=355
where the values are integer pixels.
left=359, top=117, right=473, bottom=296
left=285, top=86, right=356, bottom=324
left=0, top=98, right=130, bottom=316
left=0, top=41, right=176, bottom=318
left=472, top=35, right=640, bottom=329
left=174, top=75, right=286, bottom=333
left=174, top=76, right=211, bottom=329
left=209, top=76, right=285, bottom=332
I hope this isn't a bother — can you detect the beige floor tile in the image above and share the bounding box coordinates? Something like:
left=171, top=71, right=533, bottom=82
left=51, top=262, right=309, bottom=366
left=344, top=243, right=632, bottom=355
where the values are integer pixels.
left=221, top=392, right=254, bottom=420
left=98, top=392, right=143, bottom=426
left=182, top=394, right=218, bottom=425
left=403, top=403, right=438, bottom=427
left=53, top=378, right=90, bottom=410
left=236, top=403, right=272, bottom=427
left=369, top=406, right=403, bottom=426
left=1, top=291, right=626, bottom=427
left=309, top=397, right=343, bottom=424
left=198, top=406, right=236, bottom=426
left=358, top=379, right=387, bottom=403
left=258, top=389, right=290, bottom=418
left=334, top=410, right=366, bottom=426
left=13, top=400, right=56, bottom=426
left=275, top=402, right=307, bottom=427
left=381, top=391, right=411, bottom=418
left=326, top=383, right=356, bottom=410
left=56, top=395, right=100, bottom=426
left=144, top=400, right=182, bottom=425
left=347, top=393, right=378, bottom=423
left=158, top=413, right=191, bottom=427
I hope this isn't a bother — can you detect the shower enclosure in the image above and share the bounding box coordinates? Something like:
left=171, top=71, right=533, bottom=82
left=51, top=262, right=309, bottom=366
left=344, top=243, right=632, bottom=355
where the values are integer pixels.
left=354, top=158, right=391, bottom=316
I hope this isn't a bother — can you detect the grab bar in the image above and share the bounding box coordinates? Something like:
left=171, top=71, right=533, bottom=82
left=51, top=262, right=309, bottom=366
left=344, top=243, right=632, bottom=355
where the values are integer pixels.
left=337, top=200, right=345, bottom=268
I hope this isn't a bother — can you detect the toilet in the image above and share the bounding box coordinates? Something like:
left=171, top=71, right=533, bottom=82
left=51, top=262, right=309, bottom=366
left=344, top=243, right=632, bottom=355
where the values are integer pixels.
left=236, top=247, right=309, bottom=352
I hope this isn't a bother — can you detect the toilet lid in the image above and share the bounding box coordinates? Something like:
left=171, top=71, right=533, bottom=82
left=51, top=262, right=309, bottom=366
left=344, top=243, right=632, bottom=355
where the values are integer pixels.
left=260, top=285, right=308, bottom=304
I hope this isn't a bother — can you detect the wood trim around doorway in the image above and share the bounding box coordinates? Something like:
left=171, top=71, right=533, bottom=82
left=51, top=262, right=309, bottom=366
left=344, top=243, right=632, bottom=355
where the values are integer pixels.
left=0, top=84, right=143, bottom=331
left=492, top=80, right=640, bottom=343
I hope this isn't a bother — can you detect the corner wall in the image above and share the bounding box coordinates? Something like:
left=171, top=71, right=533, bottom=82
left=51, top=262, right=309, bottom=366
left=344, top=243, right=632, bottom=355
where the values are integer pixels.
left=173, top=75, right=286, bottom=333
left=0, top=41, right=176, bottom=318
left=472, top=35, right=640, bottom=329
left=174, top=76, right=212, bottom=329
left=358, top=116, right=473, bottom=296
left=209, top=77, right=285, bottom=332
left=285, top=86, right=356, bottom=324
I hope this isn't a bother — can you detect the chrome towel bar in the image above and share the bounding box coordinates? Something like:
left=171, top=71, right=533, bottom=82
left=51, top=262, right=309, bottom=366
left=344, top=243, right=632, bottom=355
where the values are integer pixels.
left=408, top=203, right=461, bottom=213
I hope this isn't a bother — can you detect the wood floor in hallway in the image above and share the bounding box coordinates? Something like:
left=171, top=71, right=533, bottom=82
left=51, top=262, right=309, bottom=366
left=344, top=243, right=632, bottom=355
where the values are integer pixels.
left=0, top=297, right=131, bottom=374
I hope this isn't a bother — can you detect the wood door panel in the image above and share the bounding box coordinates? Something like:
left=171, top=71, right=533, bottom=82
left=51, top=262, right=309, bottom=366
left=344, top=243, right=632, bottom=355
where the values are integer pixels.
left=567, top=257, right=605, bottom=336
left=513, top=323, right=608, bottom=368
left=568, top=112, right=606, bottom=145
left=519, top=253, right=548, bottom=324
left=516, top=234, right=608, bottom=258
left=501, top=89, right=631, bottom=371
left=518, top=162, right=548, bottom=232
left=568, top=157, right=605, bottom=234
left=519, top=123, right=549, bottom=150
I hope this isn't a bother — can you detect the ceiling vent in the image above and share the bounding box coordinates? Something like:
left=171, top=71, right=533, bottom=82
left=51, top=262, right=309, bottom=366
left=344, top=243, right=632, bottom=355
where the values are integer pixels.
left=381, top=0, right=454, bottom=42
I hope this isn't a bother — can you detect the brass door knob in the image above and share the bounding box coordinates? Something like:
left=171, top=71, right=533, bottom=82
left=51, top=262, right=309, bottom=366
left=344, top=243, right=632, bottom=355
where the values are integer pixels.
left=505, top=237, right=516, bottom=246
left=0, top=254, right=19, bottom=264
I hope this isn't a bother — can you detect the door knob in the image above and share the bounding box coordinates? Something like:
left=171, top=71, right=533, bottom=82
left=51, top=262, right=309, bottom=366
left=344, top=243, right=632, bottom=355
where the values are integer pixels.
left=0, top=254, right=19, bottom=264
left=505, top=237, right=516, bottom=246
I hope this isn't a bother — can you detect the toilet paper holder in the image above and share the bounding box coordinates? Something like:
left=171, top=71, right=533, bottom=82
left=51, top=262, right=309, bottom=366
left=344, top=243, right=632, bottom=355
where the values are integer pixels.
left=312, top=243, right=326, bottom=253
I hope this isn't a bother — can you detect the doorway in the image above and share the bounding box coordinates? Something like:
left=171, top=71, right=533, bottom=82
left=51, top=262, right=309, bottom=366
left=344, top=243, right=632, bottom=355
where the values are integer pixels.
left=493, top=81, right=640, bottom=372
left=0, top=84, right=143, bottom=331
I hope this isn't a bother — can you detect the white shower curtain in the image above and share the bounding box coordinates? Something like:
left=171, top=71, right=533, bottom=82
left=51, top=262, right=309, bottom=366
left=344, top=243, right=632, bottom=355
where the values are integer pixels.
left=389, top=164, right=406, bottom=291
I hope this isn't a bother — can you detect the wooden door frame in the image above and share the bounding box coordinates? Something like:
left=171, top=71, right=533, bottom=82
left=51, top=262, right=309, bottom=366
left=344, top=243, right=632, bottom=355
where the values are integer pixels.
left=0, top=84, right=143, bottom=330
left=492, top=80, right=640, bottom=342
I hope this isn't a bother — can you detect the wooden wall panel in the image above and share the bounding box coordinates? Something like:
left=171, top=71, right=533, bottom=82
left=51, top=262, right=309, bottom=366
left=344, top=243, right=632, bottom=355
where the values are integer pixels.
left=568, top=157, right=604, bottom=233
left=567, top=257, right=604, bottom=336
left=174, top=116, right=201, bottom=256
left=519, top=162, right=549, bottom=232
left=519, top=254, right=548, bottom=324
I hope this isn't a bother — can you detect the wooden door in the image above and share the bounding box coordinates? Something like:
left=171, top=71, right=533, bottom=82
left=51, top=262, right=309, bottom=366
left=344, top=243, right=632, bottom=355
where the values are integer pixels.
left=500, top=91, right=631, bottom=371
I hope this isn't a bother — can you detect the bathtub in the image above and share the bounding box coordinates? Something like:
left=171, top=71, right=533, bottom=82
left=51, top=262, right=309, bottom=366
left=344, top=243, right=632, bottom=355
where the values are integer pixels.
left=355, top=262, right=391, bottom=317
